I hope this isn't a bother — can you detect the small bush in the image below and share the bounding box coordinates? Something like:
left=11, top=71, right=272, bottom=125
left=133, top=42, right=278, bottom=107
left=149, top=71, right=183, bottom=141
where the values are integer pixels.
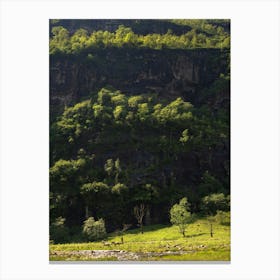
left=215, top=211, right=230, bottom=226
left=82, top=217, right=106, bottom=241
left=201, top=193, right=230, bottom=215
left=50, top=217, right=69, bottom=244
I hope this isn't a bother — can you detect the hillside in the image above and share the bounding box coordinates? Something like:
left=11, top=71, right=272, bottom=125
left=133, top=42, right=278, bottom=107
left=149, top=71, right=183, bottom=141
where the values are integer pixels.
left=49, top=19, right=230, bottom=254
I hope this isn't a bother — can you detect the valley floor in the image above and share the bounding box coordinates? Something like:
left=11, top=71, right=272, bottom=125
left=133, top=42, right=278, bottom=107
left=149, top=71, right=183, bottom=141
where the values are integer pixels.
left=49, top=219, right=230, bottom=261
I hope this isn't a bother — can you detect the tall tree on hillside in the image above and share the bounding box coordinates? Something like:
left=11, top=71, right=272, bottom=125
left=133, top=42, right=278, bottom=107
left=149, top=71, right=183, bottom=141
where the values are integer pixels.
left=170, top=197, right=192, bottom=237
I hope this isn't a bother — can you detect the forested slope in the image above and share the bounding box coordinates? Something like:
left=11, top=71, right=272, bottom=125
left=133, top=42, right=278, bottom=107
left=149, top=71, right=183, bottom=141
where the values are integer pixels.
left=49, top=19, right=230, bottom=243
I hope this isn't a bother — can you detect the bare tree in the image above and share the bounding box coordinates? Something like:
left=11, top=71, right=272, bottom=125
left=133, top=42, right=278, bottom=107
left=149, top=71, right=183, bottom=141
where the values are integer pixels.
left=122, top=223, right=132, bottom=232
left=113, top=223, right=132, bottom=244
left=207, top=216, right=215, bottom=237
left=120, top=223, right=132, bottom=243
left=134, top=204, right=146, bottom=234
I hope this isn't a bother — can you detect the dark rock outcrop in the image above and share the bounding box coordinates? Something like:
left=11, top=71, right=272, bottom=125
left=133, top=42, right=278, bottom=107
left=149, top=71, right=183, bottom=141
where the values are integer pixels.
left=50, top=48, right=229, bottom=119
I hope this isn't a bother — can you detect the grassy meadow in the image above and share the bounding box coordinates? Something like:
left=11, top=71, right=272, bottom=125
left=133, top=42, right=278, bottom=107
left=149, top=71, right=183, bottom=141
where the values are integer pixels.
left=50, top=218, right=230, bottom=261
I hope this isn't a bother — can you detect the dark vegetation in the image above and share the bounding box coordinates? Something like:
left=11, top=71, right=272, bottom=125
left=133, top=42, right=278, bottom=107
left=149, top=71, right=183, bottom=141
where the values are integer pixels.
left=49, top=19, right=230, bottom=244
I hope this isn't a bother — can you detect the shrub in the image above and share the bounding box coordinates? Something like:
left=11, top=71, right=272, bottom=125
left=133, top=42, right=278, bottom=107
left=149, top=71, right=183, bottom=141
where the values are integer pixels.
left=82, top=217, right=106, bottom=241
left=201, top=193, right=230, bottom=215
left=50, top=217, right=69, bottom=244
left=215, top=210, right=230, bottom=226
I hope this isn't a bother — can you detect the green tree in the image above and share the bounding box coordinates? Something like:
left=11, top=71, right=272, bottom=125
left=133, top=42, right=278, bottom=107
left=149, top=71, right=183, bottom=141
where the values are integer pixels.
left=97, top=88, right=113, bottom=105
left=113, top=105, right=126, bottom=121
left=104, top=158, right=122, bottom=183
left=104, top=159, right=114, bottom=177
left=50, top=159, right=86, bottom=196
left=50, top=217, right=69, bottom=244
left=179, top=129, right=189, bottom=144
left=80, top=181, right=110, bottom=218
left=170, top=197, right=192, bottom=237
left=70, top=28, right=88, bottom=52
left=82, top=217, right=106, bottom=241
left=111, top=93, right=127, bottom=106
left=128, top=95, right=144, bottom=108
left=114, top=25, right=134, bottom=47
left=50, top=26, right=70, bottom=53
left=137, top=103, right=150, bottom=122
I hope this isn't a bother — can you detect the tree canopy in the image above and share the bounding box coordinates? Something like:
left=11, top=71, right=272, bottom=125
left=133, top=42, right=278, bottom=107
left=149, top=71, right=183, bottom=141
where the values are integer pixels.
left=50, top=22, right=230, bottom=54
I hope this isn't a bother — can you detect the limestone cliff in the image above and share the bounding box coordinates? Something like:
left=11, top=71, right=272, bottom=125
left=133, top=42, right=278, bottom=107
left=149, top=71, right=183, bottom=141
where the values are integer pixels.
left=50, top=48, right=229, bottom=119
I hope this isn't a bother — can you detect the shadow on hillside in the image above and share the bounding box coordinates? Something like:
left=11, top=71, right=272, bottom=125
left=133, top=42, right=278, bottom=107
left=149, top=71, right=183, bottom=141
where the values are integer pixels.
left=185, top=233, right=205, bottom=238
left=107, top=224, right=170, bottom=237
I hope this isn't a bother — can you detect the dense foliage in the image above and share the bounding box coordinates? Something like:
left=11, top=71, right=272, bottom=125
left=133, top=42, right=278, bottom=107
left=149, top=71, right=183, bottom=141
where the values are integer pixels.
left=49, top=19, right=230, bottom=243
left=50, top=87, right=229, bottom=241
left=50, top=22, right=230, bottom=54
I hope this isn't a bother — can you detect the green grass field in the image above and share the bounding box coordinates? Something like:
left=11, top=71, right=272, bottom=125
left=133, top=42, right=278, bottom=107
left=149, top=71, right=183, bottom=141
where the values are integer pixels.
left=50, top=219, right=230, bottom=261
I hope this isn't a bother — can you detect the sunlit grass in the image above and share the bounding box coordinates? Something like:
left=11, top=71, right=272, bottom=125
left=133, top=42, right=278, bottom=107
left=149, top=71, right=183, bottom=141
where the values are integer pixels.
left=50, top=219, right=230, bottom=261
left=142, top=248, right=230, bottom=261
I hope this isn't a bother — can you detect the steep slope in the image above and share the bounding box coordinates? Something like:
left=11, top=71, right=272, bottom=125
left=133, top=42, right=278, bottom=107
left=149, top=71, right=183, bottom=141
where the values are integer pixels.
left=50, top=48, right=229, bottom=119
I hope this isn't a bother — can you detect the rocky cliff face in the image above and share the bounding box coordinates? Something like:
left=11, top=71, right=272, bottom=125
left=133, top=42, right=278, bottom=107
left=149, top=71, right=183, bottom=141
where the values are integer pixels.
left=50, top=48, right=229, bottom=119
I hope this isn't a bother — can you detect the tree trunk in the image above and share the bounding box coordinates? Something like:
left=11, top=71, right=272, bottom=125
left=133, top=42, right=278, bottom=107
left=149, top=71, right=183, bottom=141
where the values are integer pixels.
left=85, top=205, right=89, bottom=219
left=210, top=223, right=213, bottom=237
left=144, top=206, right=151, bottom=225
left=141, top=223, right=143, bottom=234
